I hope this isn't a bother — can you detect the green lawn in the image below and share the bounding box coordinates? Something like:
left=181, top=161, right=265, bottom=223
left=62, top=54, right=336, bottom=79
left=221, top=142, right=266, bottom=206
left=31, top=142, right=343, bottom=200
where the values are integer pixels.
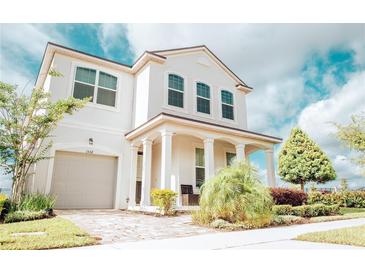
left=309, top=208, right=365, bottom=223
left=0, top=217, right=97, bottom=250
left=296, top=225, right=365, bottom=247
left=340, top=207, right=365, bottom=214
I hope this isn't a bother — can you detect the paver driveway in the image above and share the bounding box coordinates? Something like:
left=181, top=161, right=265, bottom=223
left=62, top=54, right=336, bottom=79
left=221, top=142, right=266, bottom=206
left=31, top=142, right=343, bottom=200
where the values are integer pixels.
left=57, top=210, right=215, bottom=244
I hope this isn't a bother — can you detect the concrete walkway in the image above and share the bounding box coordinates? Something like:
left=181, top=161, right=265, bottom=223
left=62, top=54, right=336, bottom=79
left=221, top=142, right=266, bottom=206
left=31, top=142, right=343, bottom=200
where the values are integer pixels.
left=76, top=217, right=365, bottom=250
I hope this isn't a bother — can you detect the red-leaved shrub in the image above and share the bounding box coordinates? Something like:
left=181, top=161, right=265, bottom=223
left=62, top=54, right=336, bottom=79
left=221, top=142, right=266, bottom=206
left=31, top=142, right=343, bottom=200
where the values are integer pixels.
left=270, top=188, right=307, bottom=206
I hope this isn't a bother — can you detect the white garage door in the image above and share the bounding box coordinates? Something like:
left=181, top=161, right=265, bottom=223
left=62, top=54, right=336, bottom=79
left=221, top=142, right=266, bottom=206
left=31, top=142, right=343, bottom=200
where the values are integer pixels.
left=51, top=151, right=117, bottom=209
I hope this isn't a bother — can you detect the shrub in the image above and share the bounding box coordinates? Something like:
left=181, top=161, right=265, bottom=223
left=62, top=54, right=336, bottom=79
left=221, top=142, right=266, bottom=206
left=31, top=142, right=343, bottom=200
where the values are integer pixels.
left=270, top=187, right=307, bottom=206
left=18, top=193, right=56, bottom=211
left=0, top=199, right=17, bottom=220
left=210, top=219, right=231, bottom=229
left=272, top=204, right=340, bottom=218
left=271, top=215, right=306, bottom=226
left=151, top=189, right=177, bottom=215
left=307, top=191, right=365, bottom=208
left=4, top=210, right=50, bottom=223
left=0, top=194, right=7, bottom=216
left=272, top=204, right=293, bottom=215
left=195, top=161, right=273, bottom=228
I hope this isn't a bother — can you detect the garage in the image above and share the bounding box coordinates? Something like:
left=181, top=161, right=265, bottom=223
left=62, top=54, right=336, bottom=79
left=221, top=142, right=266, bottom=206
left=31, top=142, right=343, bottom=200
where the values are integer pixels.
left=50, top=151, right=118, bottom=209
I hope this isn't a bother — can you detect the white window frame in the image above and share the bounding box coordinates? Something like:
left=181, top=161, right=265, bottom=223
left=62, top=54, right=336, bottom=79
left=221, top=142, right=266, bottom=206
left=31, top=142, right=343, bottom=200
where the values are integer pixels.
left=219, top=88, right=237, bottom=124
left=163, top=71, right=188, bottom=113
left=194, top=80, right=213, bottom=118
left=69, top=61, right=120, bottom=112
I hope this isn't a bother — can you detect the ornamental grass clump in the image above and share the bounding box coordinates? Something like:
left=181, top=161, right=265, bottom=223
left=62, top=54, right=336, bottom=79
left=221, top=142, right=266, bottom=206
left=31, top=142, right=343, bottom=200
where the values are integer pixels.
left=195, top=161, right=273, bottom=228
left=18, top=193, right=56, bottom=212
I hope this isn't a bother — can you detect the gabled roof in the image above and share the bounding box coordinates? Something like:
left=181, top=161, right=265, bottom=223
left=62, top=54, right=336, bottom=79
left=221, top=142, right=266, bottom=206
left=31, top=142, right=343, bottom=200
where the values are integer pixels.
left=151, top=45, right=252, bottom=90
left=35, top=42, right=253, bottom=94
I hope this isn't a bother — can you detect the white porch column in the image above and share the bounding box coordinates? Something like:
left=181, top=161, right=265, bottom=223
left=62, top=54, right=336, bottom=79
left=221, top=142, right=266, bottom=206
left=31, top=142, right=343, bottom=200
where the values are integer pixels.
left=265, top=148, right=276, bottom=187
left=128, top=145, right=139, bottom=207
left=204, top=138, right=215, bottom=180
left=235, top=144, right=246, bottom=162
left=140, top=139, right=153, bottom=206
left=160, top=130, right=173, bottom=190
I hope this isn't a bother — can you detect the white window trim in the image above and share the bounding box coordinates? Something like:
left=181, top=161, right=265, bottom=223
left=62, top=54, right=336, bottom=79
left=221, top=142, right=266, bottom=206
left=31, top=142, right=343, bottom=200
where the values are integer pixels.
left=69, top=61, right=121, bottom=112
left=163, top=71, right=188, bottom=113
left=219, top=87, right=238, bottom=125
left=192, top=142, right=204, bottom=194
left=194, top=80, right=213, bottom=118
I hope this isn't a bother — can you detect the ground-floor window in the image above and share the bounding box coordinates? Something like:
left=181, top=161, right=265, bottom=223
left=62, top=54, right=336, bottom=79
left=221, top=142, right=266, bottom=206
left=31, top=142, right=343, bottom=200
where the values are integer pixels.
left=226, top=152, right=236, bottom=166
left=195, top=148, right=205, bottom=188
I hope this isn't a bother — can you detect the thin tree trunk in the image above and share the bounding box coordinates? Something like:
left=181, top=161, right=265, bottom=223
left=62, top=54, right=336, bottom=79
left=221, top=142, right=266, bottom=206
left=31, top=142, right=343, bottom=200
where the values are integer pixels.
left=11, top=171, right=26, bottom=203
left=300, top=181, right=304, bottom=191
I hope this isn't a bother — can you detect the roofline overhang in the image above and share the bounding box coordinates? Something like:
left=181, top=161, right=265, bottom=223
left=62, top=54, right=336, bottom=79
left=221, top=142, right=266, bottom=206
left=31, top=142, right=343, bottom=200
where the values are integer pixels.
left=35, top=42, right=252, bottom=92
left=35, top=42, right=166, bottom=88
left=125, top=112, right=282, bottom=144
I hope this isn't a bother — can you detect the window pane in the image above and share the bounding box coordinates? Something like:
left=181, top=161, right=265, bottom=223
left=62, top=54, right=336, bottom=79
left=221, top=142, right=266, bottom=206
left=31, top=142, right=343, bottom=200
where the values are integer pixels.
left=73, top=82, right=94, bottom=100
left=197, top=83, right=210, bottom=98
left=226, top=152, right=236, bottom=166
left=196, top=167, right=205, bottom=188
left=197, top=97, right=210, bottom=114
left=168, top=89, right=184, bottom=108
left=168, top=74, right=184, bottom=91
left=221, top=90, right=233, bottom=105
left=75, top=67, right=96, bottom=85
left=99, top=72, right=117, bottom=90
left=195, top=148, right=204, bottom=166
left=222, top=104, right=234, bottom=120
left=97, top=88, right=116, bottom=107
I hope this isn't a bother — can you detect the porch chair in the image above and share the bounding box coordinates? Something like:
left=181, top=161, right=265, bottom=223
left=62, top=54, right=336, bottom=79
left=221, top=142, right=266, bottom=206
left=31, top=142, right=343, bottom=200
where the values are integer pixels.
left=180, top=184, right=200, bottom=206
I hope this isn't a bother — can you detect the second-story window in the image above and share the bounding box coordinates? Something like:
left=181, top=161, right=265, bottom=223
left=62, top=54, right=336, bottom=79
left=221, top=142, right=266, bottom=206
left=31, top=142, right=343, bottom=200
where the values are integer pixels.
left=73, top=66, right=117, bottom=108
left=221, top=90, right=234, bottom=120
left=97, top=72, right=117, bottom=107
left=168, top=74, right=184, bottom=108
left=74, top=67, right=96, bottom=100
left=196, top=82, right=210, bottom=114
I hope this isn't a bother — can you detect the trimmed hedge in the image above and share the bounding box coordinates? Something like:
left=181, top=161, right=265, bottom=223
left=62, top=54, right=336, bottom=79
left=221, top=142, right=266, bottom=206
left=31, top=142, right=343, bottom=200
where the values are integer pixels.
left=270, top=188, right=307, bottom=206
left=4, top=210, right=51, bottom=223
left=273, top=204, right=340, bottom=218
left=307, top=191, right=365, bottom=208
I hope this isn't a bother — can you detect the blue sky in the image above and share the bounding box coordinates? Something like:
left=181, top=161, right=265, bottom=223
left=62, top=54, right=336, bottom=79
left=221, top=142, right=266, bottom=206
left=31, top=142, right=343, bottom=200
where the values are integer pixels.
left=0, top=23, right=364, bottom=190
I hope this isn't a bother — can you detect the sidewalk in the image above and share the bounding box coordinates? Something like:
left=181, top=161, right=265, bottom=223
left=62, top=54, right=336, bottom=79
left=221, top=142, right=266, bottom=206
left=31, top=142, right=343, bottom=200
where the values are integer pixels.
left=76, top=217, right=365, bottom=250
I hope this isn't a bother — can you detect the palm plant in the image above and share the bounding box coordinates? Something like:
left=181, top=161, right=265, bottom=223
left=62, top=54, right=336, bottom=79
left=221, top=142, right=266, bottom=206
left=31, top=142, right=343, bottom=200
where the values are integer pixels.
left=197, top=161, right=273, bottom=227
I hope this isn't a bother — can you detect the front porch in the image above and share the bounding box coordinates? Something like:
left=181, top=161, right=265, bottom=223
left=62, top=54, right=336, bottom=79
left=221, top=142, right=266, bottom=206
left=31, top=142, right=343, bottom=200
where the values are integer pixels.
left=125, top=113, right=281, bottom=210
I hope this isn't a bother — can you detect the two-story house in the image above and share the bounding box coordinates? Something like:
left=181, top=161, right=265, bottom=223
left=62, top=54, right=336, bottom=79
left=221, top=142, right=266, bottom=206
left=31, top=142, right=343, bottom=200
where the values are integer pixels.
left=31, top=42, right=282, bottom=210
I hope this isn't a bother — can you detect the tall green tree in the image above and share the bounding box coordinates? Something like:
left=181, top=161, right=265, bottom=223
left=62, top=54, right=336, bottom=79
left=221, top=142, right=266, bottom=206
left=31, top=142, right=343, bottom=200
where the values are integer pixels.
left=278, top=128, right=336, bottom=190
left=0, top=74, right=89, bottom=202
left=336, top=113, right=365, bottom=175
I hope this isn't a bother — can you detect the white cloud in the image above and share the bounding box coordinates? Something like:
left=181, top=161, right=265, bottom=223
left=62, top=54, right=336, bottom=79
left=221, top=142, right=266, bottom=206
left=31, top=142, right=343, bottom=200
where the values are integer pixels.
left=97, top=24, right=127, bottom=57
left=298, top=71, right=365, bottom=185
left=126, top=24, right=365, bottom=135
left=0, top=24, right=66, bottom=91
left=127, top=24, right=365, bottom=85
